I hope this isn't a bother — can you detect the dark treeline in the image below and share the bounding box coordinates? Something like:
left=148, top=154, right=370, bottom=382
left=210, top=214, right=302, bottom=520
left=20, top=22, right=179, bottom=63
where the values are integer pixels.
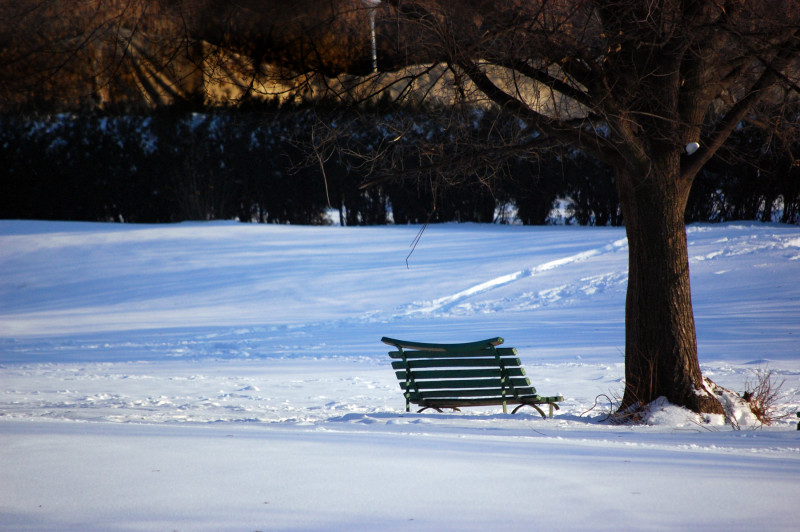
left=2, top=103, right=798, bottom=225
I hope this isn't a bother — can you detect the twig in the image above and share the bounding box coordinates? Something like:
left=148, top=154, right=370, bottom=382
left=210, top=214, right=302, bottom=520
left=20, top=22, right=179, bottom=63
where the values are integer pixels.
left=311, top=127, right=333, bottom=208
left=406, top=206, right=436, bottom=268
left=581, top=393, right=617, bottom=422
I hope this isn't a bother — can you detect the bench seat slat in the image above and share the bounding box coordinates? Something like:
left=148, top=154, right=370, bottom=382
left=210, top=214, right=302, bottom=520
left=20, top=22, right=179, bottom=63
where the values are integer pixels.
left=388, top=347, right=517, bottom=359
left=391, top=357, right=522, bottom=370
left=406, top=388, right=538, bottom=399
left=395, top=368, right=527, bottom=380
left=416, top=396, right=563, bottom=408
left=402, top=376, right=533, bottom=390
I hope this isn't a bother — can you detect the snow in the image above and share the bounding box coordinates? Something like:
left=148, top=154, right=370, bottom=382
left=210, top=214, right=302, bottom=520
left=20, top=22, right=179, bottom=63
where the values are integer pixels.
left=1, top=220, right=799, bottom=531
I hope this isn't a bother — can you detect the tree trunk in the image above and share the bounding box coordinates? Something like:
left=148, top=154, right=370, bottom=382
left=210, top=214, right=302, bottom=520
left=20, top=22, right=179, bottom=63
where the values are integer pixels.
left=616, top=155, right=724, bottom=415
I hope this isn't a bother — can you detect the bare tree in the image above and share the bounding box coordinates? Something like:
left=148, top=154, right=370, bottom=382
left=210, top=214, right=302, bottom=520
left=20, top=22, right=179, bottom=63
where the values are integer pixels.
left=347, top=0, right=799, bottom=416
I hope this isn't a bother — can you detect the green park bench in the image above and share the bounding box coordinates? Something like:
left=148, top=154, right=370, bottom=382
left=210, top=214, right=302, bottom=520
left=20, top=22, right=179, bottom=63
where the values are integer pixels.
left=382, top=336, right=563, bottom=418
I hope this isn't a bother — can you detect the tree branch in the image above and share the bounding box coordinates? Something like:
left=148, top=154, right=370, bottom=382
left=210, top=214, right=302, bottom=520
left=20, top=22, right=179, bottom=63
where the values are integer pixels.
left=683, top=28, right=800, bottom=181
left=456, top=57, right=618, bottom=166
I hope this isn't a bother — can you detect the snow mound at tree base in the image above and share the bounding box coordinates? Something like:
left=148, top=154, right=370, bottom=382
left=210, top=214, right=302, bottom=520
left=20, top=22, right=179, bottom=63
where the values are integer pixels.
left=639, top=384, right=764, bottom=429
left=640, top=397, right=709, bottom=427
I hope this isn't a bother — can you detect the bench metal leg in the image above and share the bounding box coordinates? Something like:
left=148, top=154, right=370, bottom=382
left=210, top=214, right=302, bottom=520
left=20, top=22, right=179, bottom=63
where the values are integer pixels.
left=511, top=403, right=547, bottom=418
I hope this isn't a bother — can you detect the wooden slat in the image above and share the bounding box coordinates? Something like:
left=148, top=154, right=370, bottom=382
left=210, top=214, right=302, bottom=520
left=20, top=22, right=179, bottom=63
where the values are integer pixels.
left=395, top=368, right=527, bottom=380
left=388, top=347, right=517, bottom=359
left=405, top=377, right=533, bottom=390
left=420, top=398, right=511, bottom=408
left=410, top=395, right=564, bottom=407
left=381, top=336, right=504, bottom=351
left=391, top=357, right=522, bottom=371
left=406, top=387, right=538, bottom=399
left=416, top=398, right=525, bottom=408
left=536, top=396, right=564, bottom=403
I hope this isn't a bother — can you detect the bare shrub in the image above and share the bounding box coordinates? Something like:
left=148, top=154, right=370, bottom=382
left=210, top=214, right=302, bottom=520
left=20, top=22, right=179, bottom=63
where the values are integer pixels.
left=742, top=368, right=786, bottom=426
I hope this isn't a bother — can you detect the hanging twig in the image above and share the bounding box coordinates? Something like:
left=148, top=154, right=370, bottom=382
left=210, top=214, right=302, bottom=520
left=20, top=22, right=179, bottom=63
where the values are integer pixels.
left=406, top=205, right=436, bottom=268
left=311, top=126, right=333, bottom=208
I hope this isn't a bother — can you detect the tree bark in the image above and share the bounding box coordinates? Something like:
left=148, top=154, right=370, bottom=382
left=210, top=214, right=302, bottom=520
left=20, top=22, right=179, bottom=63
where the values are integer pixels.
left=616, top=154, right=724, bottom=415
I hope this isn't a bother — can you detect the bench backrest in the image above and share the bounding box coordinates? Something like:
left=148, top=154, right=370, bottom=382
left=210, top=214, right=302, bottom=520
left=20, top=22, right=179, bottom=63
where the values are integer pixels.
left=381, top=336, right=537, bottom=412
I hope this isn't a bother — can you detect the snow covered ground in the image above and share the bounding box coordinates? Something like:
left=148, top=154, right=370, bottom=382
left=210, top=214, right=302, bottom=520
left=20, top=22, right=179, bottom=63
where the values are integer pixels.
left=1, top=220, right=799, bottom=531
